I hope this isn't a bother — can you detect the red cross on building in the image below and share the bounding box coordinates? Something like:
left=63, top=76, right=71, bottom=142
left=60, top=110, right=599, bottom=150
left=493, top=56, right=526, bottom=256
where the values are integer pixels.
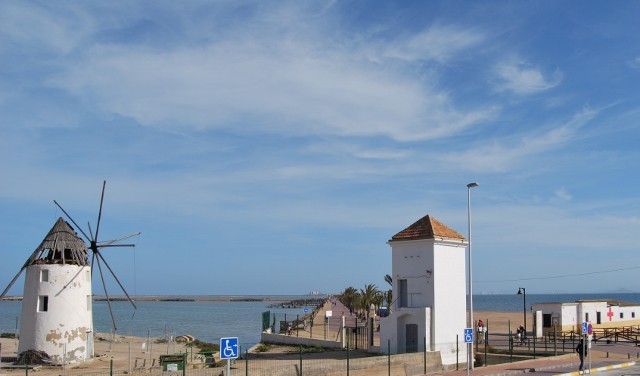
left=607, top=306, right=614, bottom=321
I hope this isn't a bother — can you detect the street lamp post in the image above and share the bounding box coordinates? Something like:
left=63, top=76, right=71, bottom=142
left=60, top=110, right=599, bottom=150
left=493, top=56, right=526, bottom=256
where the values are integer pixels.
left=467, top=182, right=478, bottom=372
left=517, top=287, right=527, bottom=334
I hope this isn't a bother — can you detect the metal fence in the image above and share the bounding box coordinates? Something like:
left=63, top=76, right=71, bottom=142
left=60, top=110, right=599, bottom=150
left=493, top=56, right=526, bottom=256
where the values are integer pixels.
left=268, top=312, right=379, bottom=348
left=2, top=346, right=439, bottom=376
left=2, top=329, right=588, bottom=376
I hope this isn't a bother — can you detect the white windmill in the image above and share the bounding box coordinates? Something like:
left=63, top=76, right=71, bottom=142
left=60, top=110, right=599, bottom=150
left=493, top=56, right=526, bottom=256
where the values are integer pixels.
left=0, top=181, right=139, bottom=364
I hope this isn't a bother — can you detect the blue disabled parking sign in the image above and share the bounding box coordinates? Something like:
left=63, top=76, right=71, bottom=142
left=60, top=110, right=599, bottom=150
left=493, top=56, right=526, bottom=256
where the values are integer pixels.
left=464, top=328, right=474, bottom=343
left=220, top=337, right=239, bottom=359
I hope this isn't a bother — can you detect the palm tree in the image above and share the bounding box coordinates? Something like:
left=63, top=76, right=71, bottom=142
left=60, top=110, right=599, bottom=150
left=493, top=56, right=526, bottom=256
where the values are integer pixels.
left=383, top=274, right=393, bottom=312
left=372, top=291, right=384, bottom=312
left=360, top=284, right=380, bottom=319
left=339, top=286, right=359, bottom=314
left=384, top=289, right=393, bottom=309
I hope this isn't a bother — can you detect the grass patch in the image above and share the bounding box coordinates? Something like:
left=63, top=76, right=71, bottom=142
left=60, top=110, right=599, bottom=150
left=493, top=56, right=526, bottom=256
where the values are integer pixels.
left=254, top=343, right=273, bottom=353
left=188, top=339, right=219, bottom=353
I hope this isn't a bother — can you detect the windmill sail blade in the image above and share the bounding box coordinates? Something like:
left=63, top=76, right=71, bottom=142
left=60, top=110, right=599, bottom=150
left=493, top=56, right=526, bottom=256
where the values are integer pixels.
left=95, top=256, right=117, bottom=331
left=88, top=222, right=95, bottom=242
left=53, top=200, right=92, bottom=243
left=98, top=232, right=141, bottom=247
left=0, top=266, right=27, bottom=299
left=95, top=250, right=137, bottom=310
left=94, top=180, right=106, bottom=243
left=90, top=252, right=96, bottom=277
left=99, top=244, right=136, bottom=248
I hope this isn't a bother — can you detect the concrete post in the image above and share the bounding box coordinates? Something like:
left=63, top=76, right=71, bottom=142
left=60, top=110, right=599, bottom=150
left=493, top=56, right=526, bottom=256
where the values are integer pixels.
left=341, top=316, right=347, bottom=348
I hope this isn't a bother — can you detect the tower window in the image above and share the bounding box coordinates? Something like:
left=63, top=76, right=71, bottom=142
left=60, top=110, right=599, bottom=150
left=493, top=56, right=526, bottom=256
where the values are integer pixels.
left=87, top=295, right=92, bottom=311
left=399, top=279, right=408, bottom=308
left=41, top=269, right=49, bottom=282
left=38, top=296, right=49, bottom=312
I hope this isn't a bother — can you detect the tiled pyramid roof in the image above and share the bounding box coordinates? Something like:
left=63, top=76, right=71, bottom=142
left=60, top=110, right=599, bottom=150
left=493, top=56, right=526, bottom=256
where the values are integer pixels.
left=390, top=214, right=465, bottom=241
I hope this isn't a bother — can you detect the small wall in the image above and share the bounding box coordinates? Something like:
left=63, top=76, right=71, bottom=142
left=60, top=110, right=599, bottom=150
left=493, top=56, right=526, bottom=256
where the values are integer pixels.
left=250, top=350, right=444, bottom=376
left=260, top=332, right=343, bottom=349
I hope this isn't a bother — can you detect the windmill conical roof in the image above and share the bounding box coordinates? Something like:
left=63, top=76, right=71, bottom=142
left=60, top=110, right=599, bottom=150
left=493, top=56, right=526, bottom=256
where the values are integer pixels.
left=27, top=217, right=89, bottom=266
left=390, top=214, right=465, bottom=241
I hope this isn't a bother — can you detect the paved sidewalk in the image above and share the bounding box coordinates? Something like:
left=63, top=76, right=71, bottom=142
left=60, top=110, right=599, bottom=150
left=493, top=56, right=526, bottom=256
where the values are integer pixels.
left=431, top=352, right=636, bottom=376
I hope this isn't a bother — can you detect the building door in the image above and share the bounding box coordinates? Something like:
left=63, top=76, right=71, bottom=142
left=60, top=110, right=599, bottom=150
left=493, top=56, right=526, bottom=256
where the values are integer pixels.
left=596, top=312, right=601, bottom=324
left=406, top=324, right=418, bottom=353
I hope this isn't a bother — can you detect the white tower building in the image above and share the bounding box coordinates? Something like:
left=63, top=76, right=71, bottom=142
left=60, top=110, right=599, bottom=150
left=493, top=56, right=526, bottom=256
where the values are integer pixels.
left=380, top=214, right=468, bottom=367
left=16, top=218, right=93, bottom=363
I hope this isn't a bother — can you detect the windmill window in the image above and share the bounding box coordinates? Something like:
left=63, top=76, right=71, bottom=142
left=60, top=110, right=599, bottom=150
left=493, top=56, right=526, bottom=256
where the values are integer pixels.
left=87, top=295, right=91, bottom=311
left=38, top=296, right=48, bottom=312
left=86, top=270, right=91, bottom=282
left=41, top=269, right=49, bottom=282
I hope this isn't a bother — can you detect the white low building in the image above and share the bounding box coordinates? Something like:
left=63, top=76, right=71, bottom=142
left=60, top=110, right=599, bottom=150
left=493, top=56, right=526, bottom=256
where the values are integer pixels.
left=532, top=300, right=640, bottom=337
left=380, top=214, right=468, bottom=367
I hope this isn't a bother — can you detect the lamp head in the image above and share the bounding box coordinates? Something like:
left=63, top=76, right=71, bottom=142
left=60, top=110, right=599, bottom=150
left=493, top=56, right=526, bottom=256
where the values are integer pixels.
left=517, top=287, right=525, bottom=295
left=467, top=182, right=479, bottom=188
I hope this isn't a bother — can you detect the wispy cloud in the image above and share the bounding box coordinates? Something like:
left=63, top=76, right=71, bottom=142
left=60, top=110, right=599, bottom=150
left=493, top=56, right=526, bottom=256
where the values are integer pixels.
left=628, top=57, right=640, bottom=69
left=553, top=187, right=573, bottom=202
left=438, top=107, right=598, bottom=173
left=493, top=60, right=563, bottom=95
left=385, top=25, right=485, bottom=63
left=49, top=30, right=492, bottom=142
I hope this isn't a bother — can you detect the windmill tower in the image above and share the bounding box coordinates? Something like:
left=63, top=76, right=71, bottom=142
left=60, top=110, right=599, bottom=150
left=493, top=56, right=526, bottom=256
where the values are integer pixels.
left=0, top=218, right=93, bottom=363
left=1, top=181, right=139, bottom=364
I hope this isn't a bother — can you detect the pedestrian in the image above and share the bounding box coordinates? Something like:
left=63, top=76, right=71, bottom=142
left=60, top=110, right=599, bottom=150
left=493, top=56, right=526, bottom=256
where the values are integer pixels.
left=477, top=319, right=485, bottom=344
left=576, top=338, right=587, bottom=372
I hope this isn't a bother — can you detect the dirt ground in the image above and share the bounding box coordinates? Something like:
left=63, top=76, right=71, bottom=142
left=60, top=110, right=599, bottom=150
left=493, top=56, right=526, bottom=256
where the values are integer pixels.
left=0, top=310, right=621, bottom=375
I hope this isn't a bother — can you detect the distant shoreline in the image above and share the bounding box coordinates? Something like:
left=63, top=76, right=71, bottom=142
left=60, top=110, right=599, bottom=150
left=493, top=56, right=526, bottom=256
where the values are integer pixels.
left=1, top=294, right=329, bottom=303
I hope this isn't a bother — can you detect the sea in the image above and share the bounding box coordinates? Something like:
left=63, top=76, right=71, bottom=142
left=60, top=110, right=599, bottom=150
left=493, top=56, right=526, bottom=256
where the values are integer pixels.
left=2, top=293, right=640, bottom=350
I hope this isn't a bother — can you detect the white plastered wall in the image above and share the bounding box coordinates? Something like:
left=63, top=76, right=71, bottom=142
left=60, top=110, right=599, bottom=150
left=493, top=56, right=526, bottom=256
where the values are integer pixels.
left=19, top=264, right=93, bottom=363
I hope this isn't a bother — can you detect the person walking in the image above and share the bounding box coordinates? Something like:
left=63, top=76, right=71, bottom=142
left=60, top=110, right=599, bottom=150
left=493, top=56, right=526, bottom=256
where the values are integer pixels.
left=477, top=319, right=486, bottom=344
left=576, top=338, right=587, bottom=372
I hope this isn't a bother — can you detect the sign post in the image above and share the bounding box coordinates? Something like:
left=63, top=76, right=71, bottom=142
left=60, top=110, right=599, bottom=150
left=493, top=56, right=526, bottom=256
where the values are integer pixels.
left=464, top=328, right=473, bottom=376
left=220, top=337, right=239, bottom=376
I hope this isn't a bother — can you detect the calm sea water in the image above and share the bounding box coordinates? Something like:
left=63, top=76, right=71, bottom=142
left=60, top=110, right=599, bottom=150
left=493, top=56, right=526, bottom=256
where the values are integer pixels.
left=2, top=293, right=640, bottom=349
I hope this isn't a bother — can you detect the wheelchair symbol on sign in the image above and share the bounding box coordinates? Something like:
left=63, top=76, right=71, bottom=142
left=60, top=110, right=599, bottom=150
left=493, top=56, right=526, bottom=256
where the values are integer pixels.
left=223, top=340, right=237, bottom=358
left=220, top=337, right=239, bottom=359
left=464, top=328, right=474, bottom=343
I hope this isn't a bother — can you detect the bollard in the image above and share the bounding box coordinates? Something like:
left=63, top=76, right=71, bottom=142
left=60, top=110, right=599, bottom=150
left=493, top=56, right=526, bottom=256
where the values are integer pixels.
left=606, top=352, right=609, bottom=358
left=388, top=339, right=391, bottom=376
left=628, top=353, right=631, bottom=359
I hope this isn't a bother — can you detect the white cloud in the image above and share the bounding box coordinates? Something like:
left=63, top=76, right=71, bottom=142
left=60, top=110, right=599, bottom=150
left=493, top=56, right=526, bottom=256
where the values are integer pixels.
left=628, top=57, right=640, bottom=69
left=553, top=187, right=573, bottom=202
left=49, top=36, right=493, bottom=142
left=493, top=61, right=563, bottom=95
left=438, top=107, right=597, bottom=173
left=385, top=25, right=485, bottom=63
left=0, top=3, right=92, bottom=55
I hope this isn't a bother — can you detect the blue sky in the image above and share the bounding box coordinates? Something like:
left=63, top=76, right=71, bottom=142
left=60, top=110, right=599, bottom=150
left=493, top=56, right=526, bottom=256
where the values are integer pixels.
left=1, top=1, right=640, bottom=296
